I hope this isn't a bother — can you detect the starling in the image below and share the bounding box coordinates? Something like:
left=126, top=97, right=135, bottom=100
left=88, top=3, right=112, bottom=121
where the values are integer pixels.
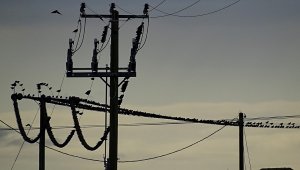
left=85, top=90, right=91, bottom=95
left=51, top=10, right=62, bottom=15
left=73, top=29, right=78, bottom=33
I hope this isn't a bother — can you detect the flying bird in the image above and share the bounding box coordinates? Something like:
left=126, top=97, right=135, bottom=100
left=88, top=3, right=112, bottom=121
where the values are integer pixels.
left=85, top=90, right=91, bottom=95
left=73, top=29, right=78, bottom=33
left=51, top=10, right=62, bottom=15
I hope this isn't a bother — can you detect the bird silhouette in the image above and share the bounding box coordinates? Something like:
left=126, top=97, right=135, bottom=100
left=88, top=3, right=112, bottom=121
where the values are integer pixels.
left=51, top=10, right=62, bottom=15
left=56, top=89, right=61, bottom=93
left=85, top=90, right=91, bottom=95
left=73, top=29, right=78, bottom=33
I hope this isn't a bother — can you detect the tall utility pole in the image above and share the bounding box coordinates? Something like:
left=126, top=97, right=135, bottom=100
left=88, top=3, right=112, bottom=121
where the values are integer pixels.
left=66, top=3, right=148, bottom=170
left=239, top=112, right=244, bottom=170
left=109, top=10, right=119, bottom=170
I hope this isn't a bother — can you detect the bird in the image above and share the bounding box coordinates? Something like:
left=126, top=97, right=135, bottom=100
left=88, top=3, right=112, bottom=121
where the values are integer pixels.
left=72, top=29, right=78, bottom=33
left=85, top=90, right=91, bottom=95
left=56, top=89, right=61, bottom=93
left=51, top=10, right=62, bottom=15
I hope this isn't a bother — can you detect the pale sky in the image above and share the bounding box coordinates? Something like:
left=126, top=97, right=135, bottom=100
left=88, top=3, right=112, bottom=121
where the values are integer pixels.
left=1, top=0, right=300, bottom=170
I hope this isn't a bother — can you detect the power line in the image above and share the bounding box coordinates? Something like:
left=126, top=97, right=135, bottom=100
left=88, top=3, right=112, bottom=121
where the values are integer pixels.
left=10, top=107, right=40, bottom=170
left=0, top=119, right=226, bottom=163
left=0, top=121, right=194, bottom=131
left=150, top=0, right=241, bottom=18
left=150, top=0, right=202, bottom=18
left=245, top=114, right=300, bottom=121
left=119, top=124, right=227, bottom=163
left=244, top=128, right=252, bottom=170
left=0, top=119, right=104, bottom=162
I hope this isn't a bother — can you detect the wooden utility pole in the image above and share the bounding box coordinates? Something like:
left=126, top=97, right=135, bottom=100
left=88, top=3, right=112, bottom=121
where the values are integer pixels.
left=109, top=10, right=119, bottom=170
left=239, top=112, right=244, bottom=170
left=66, top=3, right=148, bottom=170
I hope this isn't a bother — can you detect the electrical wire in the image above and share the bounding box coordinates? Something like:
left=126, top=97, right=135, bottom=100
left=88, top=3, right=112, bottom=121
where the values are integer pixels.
left=137, top=17, right=149, bottom=51
left=11, top=96, right=40, bottom=143
left=70, top=100, right=110, bottom=151
left=150, top=0, right=241, bottom=18
left=0, top=120, right=104, bottom=162
left=74, top=19, right=82, bottom=51
left=73, top=17, right=87, bottom=53
left=1, top=119, right=224, bottom=163
left=150, top=0, right=202, bottom=18
left=10, top=108, right=39, bottom=170
left=85, top=4, right=109, bottom=25
left=148, top=0, right=167, bottom=13
left=245, top=114, right=300, bottom=121
left=0, top=122, right=194, bottom=131
left=244, top=128, right=252, bottom=170
left=119, top=124, right=227, bottom=163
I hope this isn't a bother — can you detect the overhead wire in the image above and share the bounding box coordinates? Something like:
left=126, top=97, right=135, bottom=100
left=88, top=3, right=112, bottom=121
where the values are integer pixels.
left=74, top=18, right=82, bottom=51
left=137, top=17, right=149, bottom=51
left=148, top=0, right=167, bottom=13
left=244, top=128, right=252, bottom=170
left=150, top=0, right=241, bottom=18
left=10, top=108, right=39, bottom=170
left=0, top=121, right=194, bottom=131
left=73, top=17, right=87, bottom=53
left=0, top=119, right=226, bottom=163
left=119, top=124, right=227, bottom=163
left=0, top=119, right=104, bottom=162
left=150, top=0, right=202, bottom=18
left=85, top=4, right=109, bottom=25
left=245, top=114, right=300, bottom=121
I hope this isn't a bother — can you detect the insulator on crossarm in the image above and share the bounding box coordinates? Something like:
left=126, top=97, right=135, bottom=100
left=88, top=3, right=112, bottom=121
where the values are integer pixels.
left=143, top=3, right=149, bottom=15
left=91, top=39, right=99, bottom=72
left=66, top=39, right=74, bottom=73
left=101, top=26, right=109, bottom=43
left=135, top=22, right=144, bottom=44
left=121, top=80, right=129, bottom=93
left=118, top=98, right=123, bottom=106
left=110, top=3, right=115, bottom=13
left=80, top=3, right=86, bottom=15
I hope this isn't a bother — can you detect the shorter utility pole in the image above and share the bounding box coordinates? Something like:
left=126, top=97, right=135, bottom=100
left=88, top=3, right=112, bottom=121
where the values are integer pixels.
left=39, top=95, right=46, bottom=170
left=239, top=112, right=244, bottom=170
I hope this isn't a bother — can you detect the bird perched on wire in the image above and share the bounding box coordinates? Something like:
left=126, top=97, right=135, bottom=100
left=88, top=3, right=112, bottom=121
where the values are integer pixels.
left=51, top=10, right=62, bottom=15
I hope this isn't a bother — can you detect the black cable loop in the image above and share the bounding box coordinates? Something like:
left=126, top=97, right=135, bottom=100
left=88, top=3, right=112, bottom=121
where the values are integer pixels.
left=11, top=95, right=40, bottom=143
left=70, top=98, right=110, bottom=151
left=137, top=17, right=149, bottom=51
left=73, top=18, right=86, bottom=53
left=43, top=103, right=75, bottom=148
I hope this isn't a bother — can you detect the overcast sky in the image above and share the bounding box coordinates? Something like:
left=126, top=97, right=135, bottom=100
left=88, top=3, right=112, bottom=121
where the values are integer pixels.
left=1, top=0, right=300, bottom=170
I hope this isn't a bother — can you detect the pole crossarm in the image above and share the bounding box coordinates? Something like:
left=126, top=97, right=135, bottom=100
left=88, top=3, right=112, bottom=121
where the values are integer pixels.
left=67, top=71, right=136, bottom=78
left=12, top=93, right=300, bottom=129
left=81, top=14, right=148, bottom=19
